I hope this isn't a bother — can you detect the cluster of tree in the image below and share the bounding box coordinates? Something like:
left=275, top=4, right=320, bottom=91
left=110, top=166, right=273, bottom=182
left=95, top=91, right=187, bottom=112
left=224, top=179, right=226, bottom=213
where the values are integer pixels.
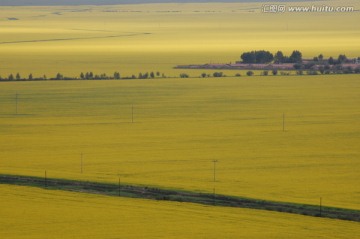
left=274, top=50, right=303, bottom=64
left=80, top=72, right=121, bottom=80
left=294, top=59, right=360, bottom=73
left=0, top=73, right=47, bottom=81
left=241, top=50, right=303, bottom=64
left=138, top=71, right=164, bottom=79
left=301, top=66, right=360, bottom=75
left=258, top=69, right=282, bottom=76
left=241, top=50, right=274, bottom=64
left=253, top=66, right=359, bottom=77
left=179, top=73, right=189, bottom=78
left=303, top=54, right=359, bottom=66
left=240, top=51, right=359, bottom=70
left=200, top=72, right=235, bottom=78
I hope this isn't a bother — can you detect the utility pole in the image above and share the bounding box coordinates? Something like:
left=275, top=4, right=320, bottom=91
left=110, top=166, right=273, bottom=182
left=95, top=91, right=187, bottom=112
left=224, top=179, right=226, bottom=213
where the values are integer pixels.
left=45, top=170, right=47, bottom=188
left=212, top=160, right=218, bottom=182
left=320, top=197, right=322, bottom=217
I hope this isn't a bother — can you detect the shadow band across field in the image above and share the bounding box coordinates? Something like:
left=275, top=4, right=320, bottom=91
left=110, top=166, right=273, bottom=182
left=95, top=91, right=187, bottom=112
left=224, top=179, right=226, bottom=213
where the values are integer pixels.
left=1, top=174, right=359, bottom=222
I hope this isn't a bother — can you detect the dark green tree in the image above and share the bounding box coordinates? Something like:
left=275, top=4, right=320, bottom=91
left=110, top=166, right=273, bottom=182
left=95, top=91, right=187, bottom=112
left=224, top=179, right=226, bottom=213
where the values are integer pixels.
left=180, top=73, right=189, bottom=78
left=114, top=72, right=121, bottom=79
left=328, top=57, right=335, bottom=65
left=255, top=50, right=274, bottom=63
left=241, top=50, right=273, bottom=64
left=246, top=71, right=254, bottom=76
left=213, top=72, right=223, bottom=77
left=274, top=51, right=285, bottom=63
left=241, top=52, right=256, bottom=63
left=338, top=54, right=347, bottom=64
left=289, top=50, right=302, bottom=63
left=56, top=73, right=63, bottom=80
left=100, top=73, right=107, bottom=79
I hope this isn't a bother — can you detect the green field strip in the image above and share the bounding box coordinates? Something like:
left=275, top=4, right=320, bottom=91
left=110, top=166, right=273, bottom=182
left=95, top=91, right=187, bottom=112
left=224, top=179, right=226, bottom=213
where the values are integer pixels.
left=1, top=174, right=359, bottom=222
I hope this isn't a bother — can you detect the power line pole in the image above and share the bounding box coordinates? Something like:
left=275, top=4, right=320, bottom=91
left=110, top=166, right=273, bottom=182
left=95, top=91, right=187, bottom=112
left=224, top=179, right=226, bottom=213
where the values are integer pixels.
left=81, top=153, right=83, bottom=174
left=212, top=160, right=218, bottom=182
left=320, top=197, right=322, bottom=217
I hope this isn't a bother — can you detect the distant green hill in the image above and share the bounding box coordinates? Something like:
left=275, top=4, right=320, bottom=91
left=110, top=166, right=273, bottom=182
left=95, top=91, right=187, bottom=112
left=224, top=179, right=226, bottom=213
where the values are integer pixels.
left=0, top=0, right=323, bottom=6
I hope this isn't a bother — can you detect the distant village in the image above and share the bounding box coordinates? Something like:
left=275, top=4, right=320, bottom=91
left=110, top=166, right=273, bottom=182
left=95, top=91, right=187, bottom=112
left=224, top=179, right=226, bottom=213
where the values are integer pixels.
left=175, top=50, right=360, bottom=75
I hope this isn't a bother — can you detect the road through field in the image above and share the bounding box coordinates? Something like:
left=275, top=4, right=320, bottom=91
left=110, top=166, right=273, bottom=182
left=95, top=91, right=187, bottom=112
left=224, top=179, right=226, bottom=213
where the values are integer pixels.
left=0, top=32, right=151, bottom=45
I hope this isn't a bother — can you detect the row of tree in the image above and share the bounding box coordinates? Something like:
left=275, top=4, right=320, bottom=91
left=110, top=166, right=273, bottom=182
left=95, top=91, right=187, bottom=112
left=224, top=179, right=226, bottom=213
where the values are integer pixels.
left=241, top=50, right=360, bottom=65
left=241, top=50, right=303, bottom=64
left=0, top=71, right=167, bottom=81
left=309, top=54, right=358, bottom=65
left=198, top=65, right=360, bottom=78
left=2, top=66, right=360, bottom=81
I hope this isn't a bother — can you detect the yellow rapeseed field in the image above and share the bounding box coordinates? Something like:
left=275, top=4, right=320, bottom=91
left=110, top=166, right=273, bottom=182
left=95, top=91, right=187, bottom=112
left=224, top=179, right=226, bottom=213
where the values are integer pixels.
left=0, top=0, right=359, bottom=77
left=0, top=75, right=359, bottom=209
left=0, top=184, right=359, bottom=239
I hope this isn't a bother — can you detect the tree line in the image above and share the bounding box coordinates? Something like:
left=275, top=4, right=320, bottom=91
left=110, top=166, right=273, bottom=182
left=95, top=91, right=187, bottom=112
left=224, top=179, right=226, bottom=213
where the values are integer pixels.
left=1, top=63, right=359, bottom=82
left=0, top=71, right=167, bottom=81
left=240, top=50, right=360, bottom=65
